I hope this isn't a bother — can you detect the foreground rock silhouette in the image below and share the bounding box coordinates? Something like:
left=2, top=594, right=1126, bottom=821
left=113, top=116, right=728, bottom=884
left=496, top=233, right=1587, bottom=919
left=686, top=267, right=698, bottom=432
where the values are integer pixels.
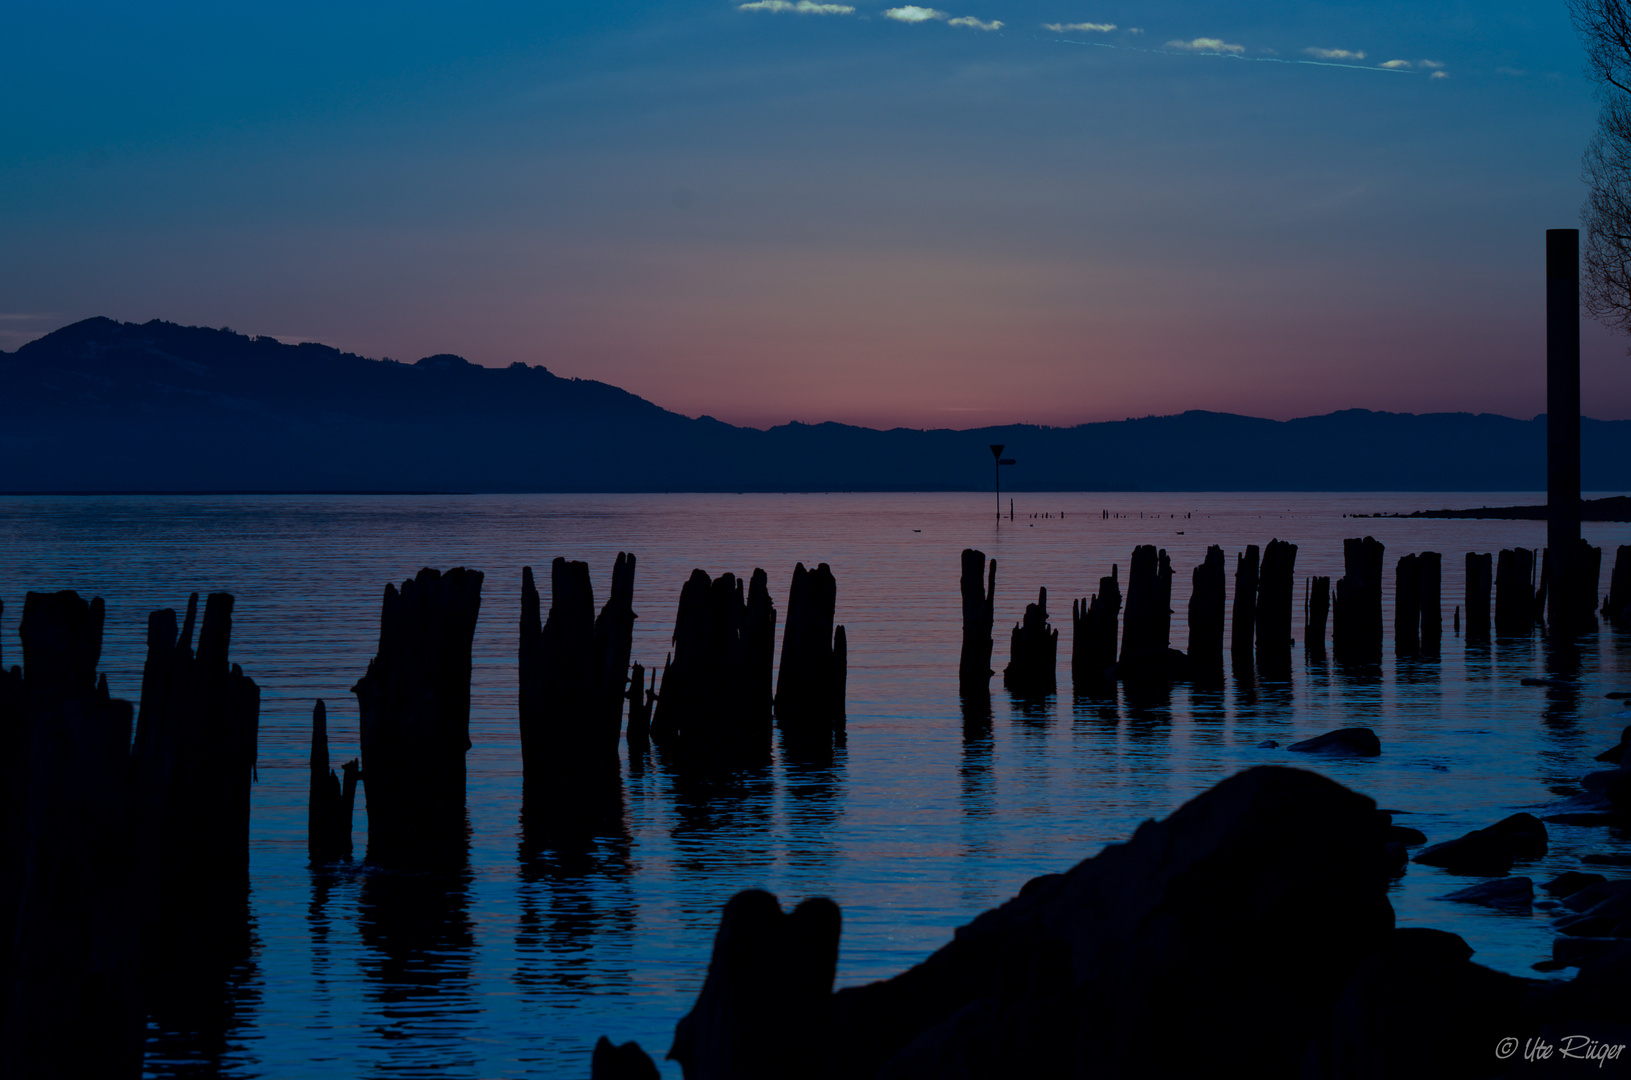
left=594, top=766, right=1631, bottom=1079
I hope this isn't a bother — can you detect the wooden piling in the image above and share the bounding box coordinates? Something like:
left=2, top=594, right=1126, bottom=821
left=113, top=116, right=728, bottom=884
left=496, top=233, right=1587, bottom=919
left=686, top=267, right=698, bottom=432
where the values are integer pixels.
left=1256, top=540, right=1297, bottom=676
left=959, top=550, right=996, bottom=697
left=1605, top=544, right=1631, bottom=624
left=3, top=591, right=143, bottom=1079
left=776, top=563, right=845, bottom=741
left=1395, top=554, right=1421, bottom=658
left=308, top=700, right=359, bottom=864
left=1494, top=549, right=1536, bottom=636
left=1333, top=537, right=1385, bottom=664
left=1187, top=547, right=1226, bottom=679
left=1072, top=566, right=1121, bottom=690
left=352, top=566, right=483, bottom=868
left=1231, top=545, right=1260, bottom=670
left=1306, top=577, right=1330, bottom=659
left=1002, top=588, right=1058, bottom=696
left=1419, top=552, right=1442, bottom=655
left=1465, top=553, right=1493, bottom=639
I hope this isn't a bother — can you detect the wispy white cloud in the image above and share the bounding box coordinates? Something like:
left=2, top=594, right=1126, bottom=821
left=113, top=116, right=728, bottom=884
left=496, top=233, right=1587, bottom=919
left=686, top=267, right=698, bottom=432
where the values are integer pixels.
left=1378, top=59, right=1412, bottom=69
left=737, top=0, right=855, bottom=10
left=884, top=5, right=945, bottom=21
left=1043, top=21, right=1116, bottom=33
left=1419, top=59, right=1443, bottom=69
left=1303, top=47, right=1365, bottom=61
left=1430, top=70, right=1449, bottom=79
left=1126, top=27, right=1142, bottom=34
left=949, top=15, right=1002, bottom=29
left=1166, top=37, right=1244, bottom=55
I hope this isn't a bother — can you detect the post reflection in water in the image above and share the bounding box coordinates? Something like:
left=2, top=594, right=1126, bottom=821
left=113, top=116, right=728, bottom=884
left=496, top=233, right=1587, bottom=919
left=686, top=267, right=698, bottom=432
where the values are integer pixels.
left=355, top=847, right=477, bottom=1079
left=142, top=893, right=262, bottom=1078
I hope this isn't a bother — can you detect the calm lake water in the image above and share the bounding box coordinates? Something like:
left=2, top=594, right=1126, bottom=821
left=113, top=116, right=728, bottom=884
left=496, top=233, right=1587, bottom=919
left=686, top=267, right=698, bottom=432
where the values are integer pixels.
left=2, top=491, right=1630, bottom=1078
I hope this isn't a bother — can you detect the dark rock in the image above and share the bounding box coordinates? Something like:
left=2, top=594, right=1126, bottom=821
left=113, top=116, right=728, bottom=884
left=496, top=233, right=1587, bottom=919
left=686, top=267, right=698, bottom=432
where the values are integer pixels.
left=669, top=890, right=840, bottom=1080
left=591, top=1036, right=658, bottom=1079
left=1257, top=739, right=1279, bottom=749
left=1439, top=876, right=1533, bottom=911
left=1553, top=886, right=1631, bottom=936
left=1413, top=813, right=1547, bottom=875
left=1384, top=824, right=1428, bottom=846
left=1303, top=927, right=1531, bottom=1080
left=1594, top=725, right=1630, bottom=764
left=1288, top=727, right=1382, bottom=757
left=1545, top=871, right=1608, bottom=897
left=826, top=766, right=1395, bottom=1079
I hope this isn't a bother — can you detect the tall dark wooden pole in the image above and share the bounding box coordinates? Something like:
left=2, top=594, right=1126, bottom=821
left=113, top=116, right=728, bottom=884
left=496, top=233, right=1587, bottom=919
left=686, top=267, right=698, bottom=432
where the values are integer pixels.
left=1548, top=228, right=1581, bottom=631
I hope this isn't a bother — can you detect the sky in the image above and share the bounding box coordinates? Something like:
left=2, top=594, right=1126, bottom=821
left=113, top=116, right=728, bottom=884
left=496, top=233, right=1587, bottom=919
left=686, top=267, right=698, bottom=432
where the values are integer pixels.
left=1, top=1, right=1624, bottom=429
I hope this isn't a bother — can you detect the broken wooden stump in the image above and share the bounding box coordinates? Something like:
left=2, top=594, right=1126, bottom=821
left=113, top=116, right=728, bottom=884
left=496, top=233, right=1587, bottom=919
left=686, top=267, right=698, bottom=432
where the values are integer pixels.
left=1395, top=554, right=1421, bottom=658
left=519, top=554, right=640, bottom=844
left=1418, top=551, right=1442, bottom=656
left=1257, top=539, right=1298, bottom=677
left=1494, top=548, right=1537, bottom=636
left=1605, top=545, right=1631, bottom=624
left=958, top=549, right=996, bottom=697
left=308, top=700, right=359, bottom=864
left=2, top=591, right=143, bottom=1080
left=1072, top=565, right=1121, bottom=692
left=1465, top=552, right=1493, bottom=640
left=625, top=661, right=654, bottom=749
left=1187, top=547, right=1226, bottom=683
left=1231, top=544, right=1260, bottom=672
left=650, top=566, right=779, bottom=766
left=128, top=590, right=261, bottom=1043
left=1119, top=546, right=1183, bottom=683
left=1550, top=538, right=1602, bottom=637
left=1306, top=576, right=1331, bottom=660
left=1002, top=587, right=1058, bottom=696
left=775, top=563, right=845, bottom=744
left=1334, top=537, right=1385, bottom=664
left=352, top=566, right=483, bottom=868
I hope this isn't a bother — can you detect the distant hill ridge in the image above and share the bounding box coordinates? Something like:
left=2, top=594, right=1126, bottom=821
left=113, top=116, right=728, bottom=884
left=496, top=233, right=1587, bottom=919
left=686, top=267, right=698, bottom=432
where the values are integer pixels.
left=1, top=317, right=1625, bottom=493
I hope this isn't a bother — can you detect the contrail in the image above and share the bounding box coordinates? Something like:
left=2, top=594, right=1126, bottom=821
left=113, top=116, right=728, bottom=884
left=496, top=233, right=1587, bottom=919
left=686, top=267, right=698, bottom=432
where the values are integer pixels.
left=1050, top=36, right=1417, bottom=74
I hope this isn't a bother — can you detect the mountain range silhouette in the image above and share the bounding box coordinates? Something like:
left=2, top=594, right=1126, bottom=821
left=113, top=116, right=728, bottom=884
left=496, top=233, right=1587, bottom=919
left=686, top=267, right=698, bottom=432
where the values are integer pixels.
left=3, top=318, right=1625, bottom=494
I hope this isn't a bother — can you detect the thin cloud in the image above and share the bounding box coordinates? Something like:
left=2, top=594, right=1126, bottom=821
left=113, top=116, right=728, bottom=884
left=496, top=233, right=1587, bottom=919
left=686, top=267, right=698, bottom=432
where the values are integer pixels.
left=1304, top=47, right=1365, bottom=61
left=1378, top=59, right=1412, bottom=69
left=737, top=0, right=855, bottom=10
left=1430, top=70, right=1449, bottom=79
left=1043, top=21, right=1116, bottom=33
left=1166, top=37, right=1245, bottom=55
left=1420, top=59, right=1444, bottom=69
left=884, top=5, right=946, bottom=21
left=949, top=15, right=1002, bottom=29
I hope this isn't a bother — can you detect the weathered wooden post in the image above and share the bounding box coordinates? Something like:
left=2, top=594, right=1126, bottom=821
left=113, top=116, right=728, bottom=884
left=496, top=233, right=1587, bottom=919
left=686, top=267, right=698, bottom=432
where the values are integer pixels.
left=4, top=591, right=143, bottom=1079
left=1547, top=228, right=1586, bottom=635
left=1605, top=545, right=1631, bottom=624
left=959, top=549, right=996, bottom=697
left=352, top=566, right=483, bottom=868
left=651, top=566, right=777, bottom=763
left=1231, top=545, right=1259, bottom=672
left=1187, top=547, right=1226, bottom=681
left=1119, top=546, right=1176, bottom=680
left=1419, top=551, right=1442, bottom=656
left=1073, top=566, right=1122, bottom=691
left=1333, top=537, right=1384, bottom=663
left=1465, top=553, right=1493, bottom=639
left=1256, top=540, right=1297, bottom=676
left=1494, top=548, right=1535, bottom=636
left=1306, top=577, right=1331, bottom=660
left=1002, top=588, right=1058, bottom=696
left=308, top=699, right=359, bottom=863
left=1395, top=554, right=1421, bottom=658
left=776, top=563, right=845, bottom=742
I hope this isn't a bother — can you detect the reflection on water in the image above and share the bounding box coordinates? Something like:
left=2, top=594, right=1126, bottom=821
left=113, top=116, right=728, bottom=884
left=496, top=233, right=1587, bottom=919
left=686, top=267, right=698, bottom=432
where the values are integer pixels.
left=2, top=491, right=1631, bottom=1079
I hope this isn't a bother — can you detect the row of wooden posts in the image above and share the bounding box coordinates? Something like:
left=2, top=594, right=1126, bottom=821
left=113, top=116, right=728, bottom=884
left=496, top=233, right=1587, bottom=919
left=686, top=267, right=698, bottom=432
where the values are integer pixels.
left=6, top=535, right=1631, bottom=1075
left=968, top=538, right=1631, bottom=697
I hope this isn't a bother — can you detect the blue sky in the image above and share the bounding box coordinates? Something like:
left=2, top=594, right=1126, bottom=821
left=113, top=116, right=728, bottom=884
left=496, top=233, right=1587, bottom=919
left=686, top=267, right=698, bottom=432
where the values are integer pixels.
left=0, top=2, right=1619, bottom=428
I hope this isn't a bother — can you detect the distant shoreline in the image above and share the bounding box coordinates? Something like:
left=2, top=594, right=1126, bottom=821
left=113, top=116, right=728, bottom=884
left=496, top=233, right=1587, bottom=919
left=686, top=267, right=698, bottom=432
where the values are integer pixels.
left=1367, top=494, right=1631, bottom=521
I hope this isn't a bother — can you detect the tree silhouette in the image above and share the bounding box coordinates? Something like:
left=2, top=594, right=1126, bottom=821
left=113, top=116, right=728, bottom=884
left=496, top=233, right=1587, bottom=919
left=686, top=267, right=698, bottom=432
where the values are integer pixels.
left=1572, top=0, right=1631, bottom=332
